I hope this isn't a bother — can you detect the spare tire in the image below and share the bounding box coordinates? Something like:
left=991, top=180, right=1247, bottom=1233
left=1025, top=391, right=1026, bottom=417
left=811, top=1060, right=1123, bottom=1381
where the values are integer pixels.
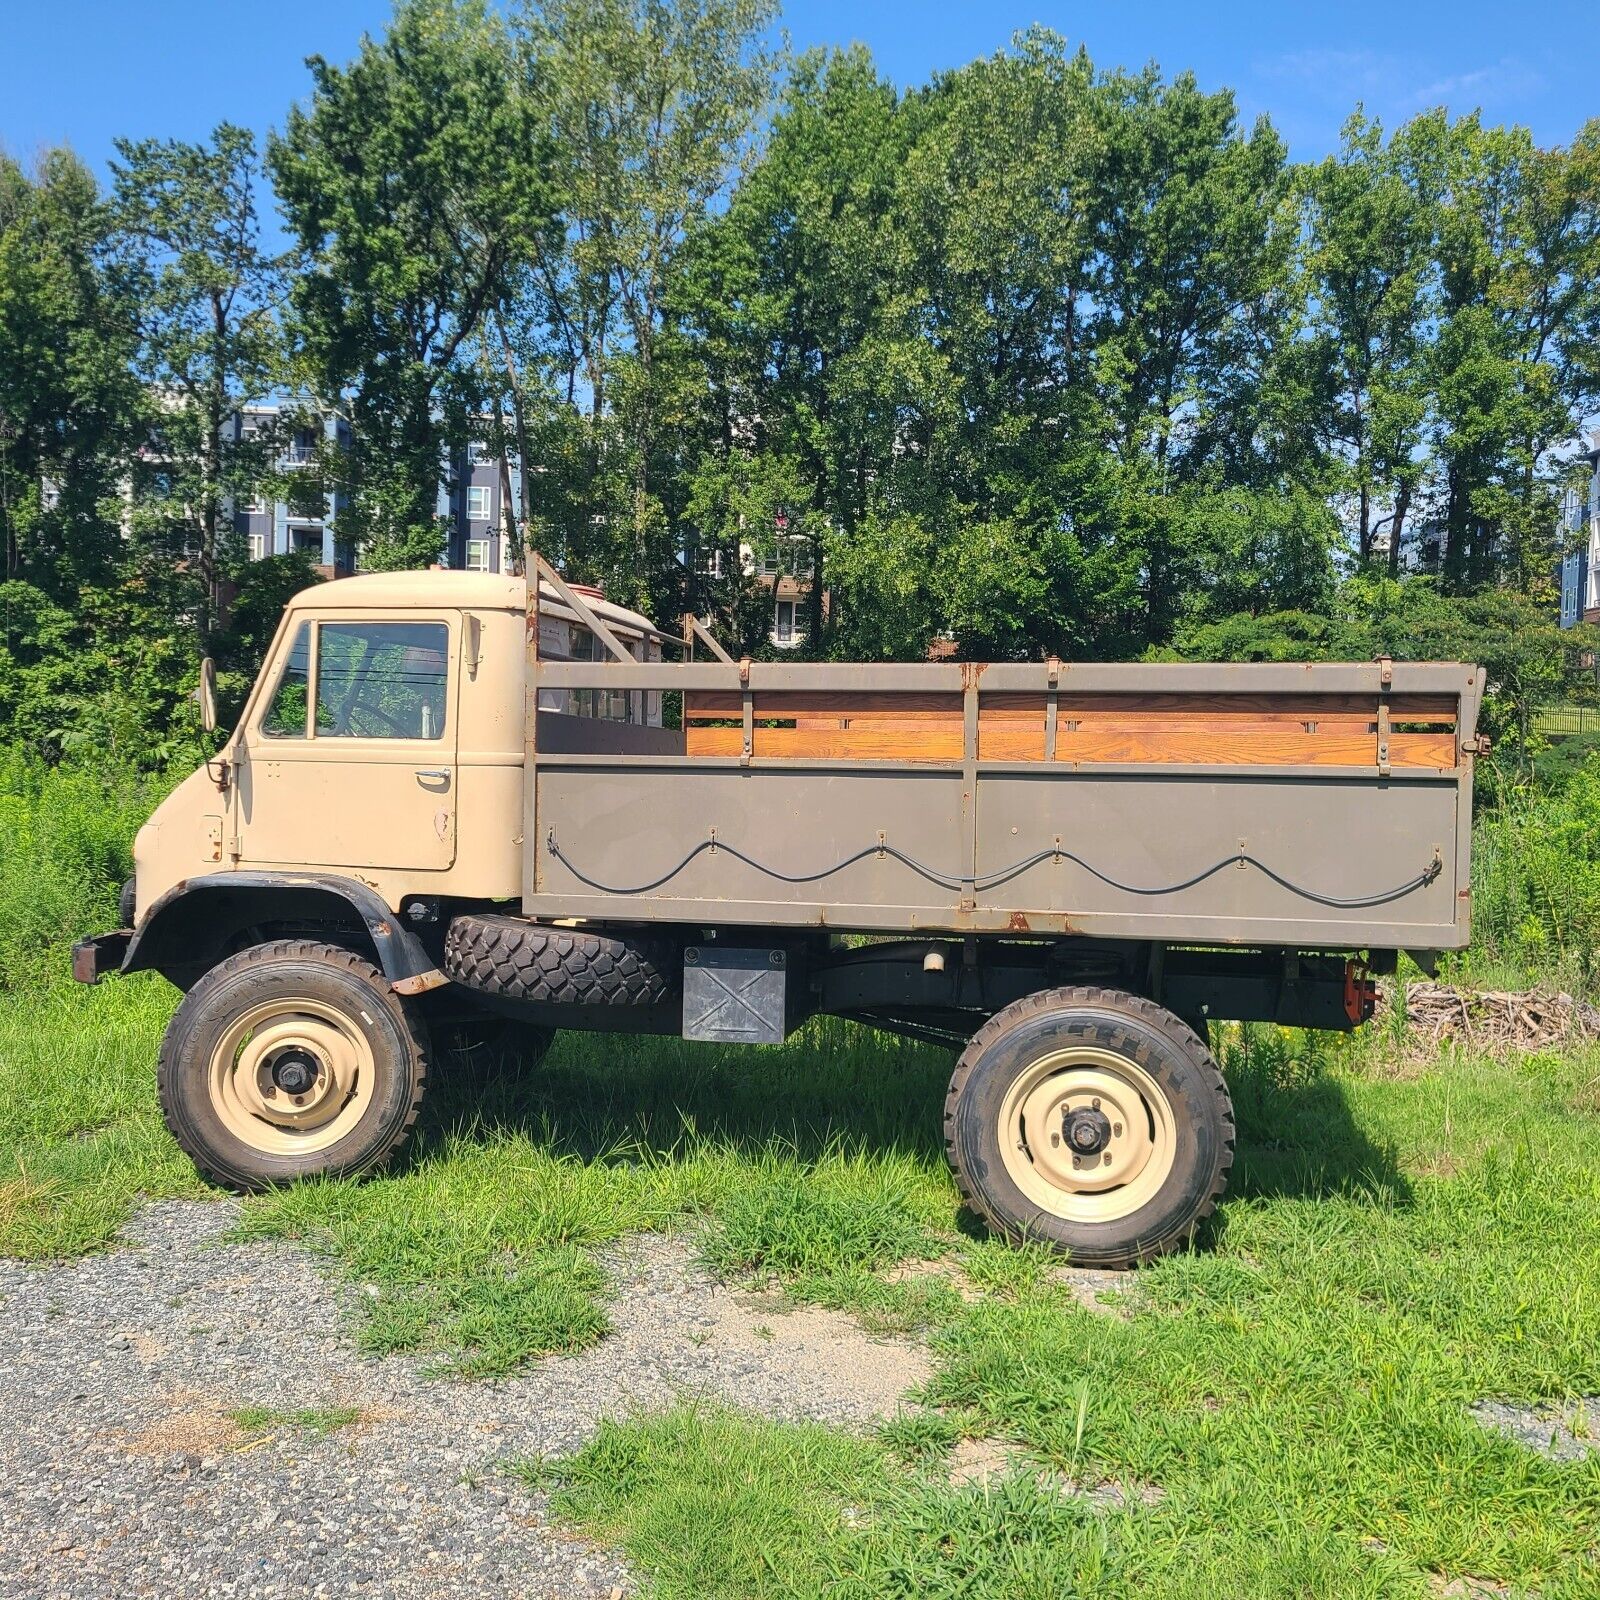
left=443, top=914, right=679, bottom=1008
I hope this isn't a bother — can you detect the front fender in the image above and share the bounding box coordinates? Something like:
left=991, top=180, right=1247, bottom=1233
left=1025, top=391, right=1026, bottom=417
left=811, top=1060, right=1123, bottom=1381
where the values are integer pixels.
left=103, top=871, right=446, bottom=993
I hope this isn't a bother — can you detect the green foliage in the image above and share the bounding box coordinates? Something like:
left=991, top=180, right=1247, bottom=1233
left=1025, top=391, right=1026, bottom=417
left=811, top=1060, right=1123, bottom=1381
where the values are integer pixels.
left=1162, top=574, right=1594, bottom=766
left=270, top=0, right=557, bottom=565
left=1469, top=758, right=1600, bottom=982
left=110, top=123, right=286, bottom=646
left=0, top=752, right=175, bottom=990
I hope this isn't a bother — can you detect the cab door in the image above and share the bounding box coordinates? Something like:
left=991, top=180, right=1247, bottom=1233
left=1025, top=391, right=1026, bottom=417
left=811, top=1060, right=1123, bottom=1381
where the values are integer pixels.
left=237, top=612, right=460, bottom=872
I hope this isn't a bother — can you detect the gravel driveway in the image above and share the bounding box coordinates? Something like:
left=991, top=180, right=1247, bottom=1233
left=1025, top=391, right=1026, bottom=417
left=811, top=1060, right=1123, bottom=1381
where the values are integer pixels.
left=0, top=1201, right=930, bottom=1599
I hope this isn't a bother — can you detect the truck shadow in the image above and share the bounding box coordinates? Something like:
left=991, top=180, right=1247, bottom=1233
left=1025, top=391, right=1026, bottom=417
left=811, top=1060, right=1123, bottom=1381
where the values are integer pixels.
left=420, top=1022, right=1411, bottom=1213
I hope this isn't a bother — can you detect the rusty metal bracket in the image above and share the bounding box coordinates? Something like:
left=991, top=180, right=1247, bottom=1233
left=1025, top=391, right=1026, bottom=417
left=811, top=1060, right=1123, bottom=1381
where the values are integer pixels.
left=1375, top=655, right=1393, bottom=776
left=740, top=659, right=754, bottom=767
left=1045, top=656, right=1061, bottom=762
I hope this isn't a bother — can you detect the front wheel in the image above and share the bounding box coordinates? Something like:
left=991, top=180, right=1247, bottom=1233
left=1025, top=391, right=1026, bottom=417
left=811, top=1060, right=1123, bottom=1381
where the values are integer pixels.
left=158, top=940, right=430, bottom=1191
left=944, top=986, right=1234, bottom=1267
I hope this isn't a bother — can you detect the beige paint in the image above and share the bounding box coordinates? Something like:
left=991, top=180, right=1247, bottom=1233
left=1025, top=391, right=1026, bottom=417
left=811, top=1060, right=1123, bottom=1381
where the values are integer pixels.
left=134, top=572, right=658, bottom=917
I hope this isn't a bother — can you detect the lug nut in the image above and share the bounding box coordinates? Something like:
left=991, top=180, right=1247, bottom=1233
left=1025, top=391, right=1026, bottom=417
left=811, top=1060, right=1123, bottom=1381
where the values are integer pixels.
left=1113, top=1122, right=1122, bottom=1137
left=1050, top=1132, right=1060, bottom=1147
left=1103, top=1153, right=1113, bottom=1165
left=1072, top=1156, right=1081, bottom=1169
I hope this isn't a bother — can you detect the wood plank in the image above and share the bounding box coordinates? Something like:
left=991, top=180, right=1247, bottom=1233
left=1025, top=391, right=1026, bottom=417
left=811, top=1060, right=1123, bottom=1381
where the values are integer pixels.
left=981, top=727, right=1457, bottom=768
left=686, top=722, right=1456, bottom=767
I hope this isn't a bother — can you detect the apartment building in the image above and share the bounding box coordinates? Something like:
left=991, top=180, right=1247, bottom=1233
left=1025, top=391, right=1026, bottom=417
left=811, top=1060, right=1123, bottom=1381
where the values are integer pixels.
left=222, top=409, right=520, bottom=578
left=695, top=520, right=824, bottom=649
left=226, top=405, right=353, bottom=576
left=436, top=439, right=518, bottom=575
left=1558, top=436, right=1600, bottom=629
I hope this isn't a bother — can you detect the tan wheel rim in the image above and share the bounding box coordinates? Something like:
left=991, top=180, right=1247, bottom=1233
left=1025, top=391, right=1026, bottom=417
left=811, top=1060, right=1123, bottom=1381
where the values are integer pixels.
left=996, top=1045, right=1178, bottom=1224
left=207, top=997, right=376, bottom=1156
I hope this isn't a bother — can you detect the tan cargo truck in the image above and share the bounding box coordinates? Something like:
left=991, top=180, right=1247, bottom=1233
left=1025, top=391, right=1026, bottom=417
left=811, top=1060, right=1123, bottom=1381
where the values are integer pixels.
left=74, top=559, right=1486, bottom=1266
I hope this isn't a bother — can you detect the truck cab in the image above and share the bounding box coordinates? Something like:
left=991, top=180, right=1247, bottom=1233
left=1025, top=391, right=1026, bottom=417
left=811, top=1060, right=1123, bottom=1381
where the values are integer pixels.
left=128, top=572, right=668, bottom=927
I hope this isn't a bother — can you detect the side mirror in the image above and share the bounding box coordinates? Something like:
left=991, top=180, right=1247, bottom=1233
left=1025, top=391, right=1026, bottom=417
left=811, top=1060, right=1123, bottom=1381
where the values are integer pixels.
left=197, top=656, right=218, bottom=734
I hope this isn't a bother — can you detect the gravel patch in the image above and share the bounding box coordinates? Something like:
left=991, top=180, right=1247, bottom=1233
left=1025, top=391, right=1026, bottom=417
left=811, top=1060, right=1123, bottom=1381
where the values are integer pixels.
left=0, top=1200, right=930, bottom=1599
left=1470, top=1397, right=1600, bottom=1464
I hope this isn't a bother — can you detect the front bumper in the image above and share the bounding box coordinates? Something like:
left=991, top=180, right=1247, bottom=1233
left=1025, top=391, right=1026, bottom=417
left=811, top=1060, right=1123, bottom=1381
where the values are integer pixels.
left=72, top=930, right=132, bottom=984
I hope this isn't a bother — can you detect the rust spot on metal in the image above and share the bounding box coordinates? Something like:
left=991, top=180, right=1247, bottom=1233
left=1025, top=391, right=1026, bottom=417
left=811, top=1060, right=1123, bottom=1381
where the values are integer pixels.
left=1007, top=912, right=1032, bottom=932
left=373, top=920, right=391, bottom=936
left=392, top=968, right=450, bottom=995
left=960, top=661, right=988, bottom=690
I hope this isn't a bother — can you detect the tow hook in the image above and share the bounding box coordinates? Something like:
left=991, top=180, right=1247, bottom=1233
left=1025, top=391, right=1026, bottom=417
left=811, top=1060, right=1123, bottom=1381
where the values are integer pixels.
left=1343, top=960, right=1377, bottom=1025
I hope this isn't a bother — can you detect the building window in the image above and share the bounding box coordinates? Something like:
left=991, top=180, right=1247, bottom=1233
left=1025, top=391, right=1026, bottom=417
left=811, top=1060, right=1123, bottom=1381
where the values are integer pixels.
left=247, top=531, right=267, bottom=561
left=697, top=546, right=723, bottom=579
left=465, top=537, right=491, bottom=571
left=774, top=600, right=801, bottom=645
left=467, top=485, right=491, bottom=521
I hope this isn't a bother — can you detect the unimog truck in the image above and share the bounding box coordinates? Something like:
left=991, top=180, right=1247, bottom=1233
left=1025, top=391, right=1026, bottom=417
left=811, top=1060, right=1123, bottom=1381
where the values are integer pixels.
left=74, top=558, right=1486, bottom=1266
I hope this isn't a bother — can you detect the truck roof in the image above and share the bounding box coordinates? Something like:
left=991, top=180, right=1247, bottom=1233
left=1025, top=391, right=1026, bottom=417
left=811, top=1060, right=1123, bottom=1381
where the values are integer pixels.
left=284, top=570, right=664, bottom=638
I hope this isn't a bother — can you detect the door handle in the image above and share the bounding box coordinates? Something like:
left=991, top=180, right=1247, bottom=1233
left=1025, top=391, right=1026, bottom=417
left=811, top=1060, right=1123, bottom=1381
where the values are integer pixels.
left=415, top=768, right=451, bottom=782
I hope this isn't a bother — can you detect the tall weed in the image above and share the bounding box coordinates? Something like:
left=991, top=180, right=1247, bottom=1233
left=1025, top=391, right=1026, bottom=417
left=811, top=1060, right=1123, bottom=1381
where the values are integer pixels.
left=1467, top=758, right=1600, bottom=988
left=0, top=750, right=173, bottom=990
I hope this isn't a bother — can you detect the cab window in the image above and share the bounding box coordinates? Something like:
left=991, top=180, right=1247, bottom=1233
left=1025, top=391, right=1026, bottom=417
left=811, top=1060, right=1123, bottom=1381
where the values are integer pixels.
left=315, top=621, right=450, bottom=740
left=260, top=622, right=312, bottom=738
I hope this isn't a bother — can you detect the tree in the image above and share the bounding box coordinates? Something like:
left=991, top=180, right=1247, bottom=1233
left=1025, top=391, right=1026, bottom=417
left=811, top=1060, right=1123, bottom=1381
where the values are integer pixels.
left=500, top=0, right=779, bottom=607
left=1402, top=112, right=1600, bottom=593
left=270, top=0, right=554, bottom=570
left=1300, top=113, right=1432, bottom=571
left=111, top=123, right=284, bottom=645
left=0, top=149, right=140, bottom=599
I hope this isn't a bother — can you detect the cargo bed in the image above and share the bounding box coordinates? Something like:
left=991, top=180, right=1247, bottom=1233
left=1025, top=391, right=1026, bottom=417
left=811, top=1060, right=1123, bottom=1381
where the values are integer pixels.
left=523, top=572, right=1484, bottom=957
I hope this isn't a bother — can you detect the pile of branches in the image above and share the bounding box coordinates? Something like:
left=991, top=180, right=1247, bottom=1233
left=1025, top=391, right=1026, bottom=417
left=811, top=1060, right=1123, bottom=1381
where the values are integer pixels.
left=1379, top=981, right=1600, bottom=1055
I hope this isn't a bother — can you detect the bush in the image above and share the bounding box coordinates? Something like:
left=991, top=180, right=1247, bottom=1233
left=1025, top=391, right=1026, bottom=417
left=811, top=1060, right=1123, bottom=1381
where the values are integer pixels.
left=0, top=750, right=174, bottom=990
left=1467, top=757, right=1600, bottom=987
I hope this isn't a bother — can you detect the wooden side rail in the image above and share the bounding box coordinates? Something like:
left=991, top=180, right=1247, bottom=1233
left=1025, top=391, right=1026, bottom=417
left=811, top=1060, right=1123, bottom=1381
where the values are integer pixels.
left=683, top=689, right=1461, bottom=769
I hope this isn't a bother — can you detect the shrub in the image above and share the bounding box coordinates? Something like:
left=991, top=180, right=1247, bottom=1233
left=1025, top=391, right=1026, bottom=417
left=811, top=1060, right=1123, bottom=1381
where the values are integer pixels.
left=0, top=750, right=173, bottom=990
left=1468, top=757, right=1600, bottom=986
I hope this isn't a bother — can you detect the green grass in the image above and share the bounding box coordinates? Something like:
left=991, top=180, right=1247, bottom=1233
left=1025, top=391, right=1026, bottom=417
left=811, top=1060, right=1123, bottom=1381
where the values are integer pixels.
left=3, top=983, right=1600, bottom=1595
left=0, top=978, right=202, bottom=1256
left=231, top=1404, right=364, bottom=1437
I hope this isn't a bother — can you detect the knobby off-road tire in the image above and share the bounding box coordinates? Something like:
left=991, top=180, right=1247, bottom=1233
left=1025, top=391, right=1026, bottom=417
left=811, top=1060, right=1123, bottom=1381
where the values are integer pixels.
left=158, top=940, right=429, bottom=1192
left=443, top=914, right=678, bottom=1008
left=945, top=986, right=1234, bottom=1268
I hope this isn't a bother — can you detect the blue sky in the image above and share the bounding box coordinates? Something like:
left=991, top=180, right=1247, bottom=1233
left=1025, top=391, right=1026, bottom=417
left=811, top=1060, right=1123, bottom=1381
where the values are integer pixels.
left=1, top=0, right=1591, bottom=181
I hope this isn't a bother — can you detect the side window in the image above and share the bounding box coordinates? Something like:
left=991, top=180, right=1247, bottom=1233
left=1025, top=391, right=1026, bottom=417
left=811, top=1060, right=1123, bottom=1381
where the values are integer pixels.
left=260, top=622, right=312, bottom=738
left=316, top=621, right=450, bottom=740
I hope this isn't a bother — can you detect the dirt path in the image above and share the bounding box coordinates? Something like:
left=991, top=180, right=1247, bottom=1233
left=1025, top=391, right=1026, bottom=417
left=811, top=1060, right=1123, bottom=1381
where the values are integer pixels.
left=0, top=1201, right=930, bottom=1599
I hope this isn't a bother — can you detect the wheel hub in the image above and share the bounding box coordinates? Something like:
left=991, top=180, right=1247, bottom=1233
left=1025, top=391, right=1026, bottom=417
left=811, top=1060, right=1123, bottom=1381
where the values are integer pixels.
left=1064, top=1105, right=1113, bottom=1156
left=269, top=1050, right=319, bottom=1096
left=206, top=998, right=377, bottom=1157
left=996, top=1045, right=1179, bottom=1224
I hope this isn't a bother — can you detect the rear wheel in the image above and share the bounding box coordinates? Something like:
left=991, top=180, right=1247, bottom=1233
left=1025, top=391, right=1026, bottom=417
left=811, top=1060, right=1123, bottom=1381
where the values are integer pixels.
left=945, top=986, right=1233, bottom=1266
left=158, top=940, right=429, bottom=1192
